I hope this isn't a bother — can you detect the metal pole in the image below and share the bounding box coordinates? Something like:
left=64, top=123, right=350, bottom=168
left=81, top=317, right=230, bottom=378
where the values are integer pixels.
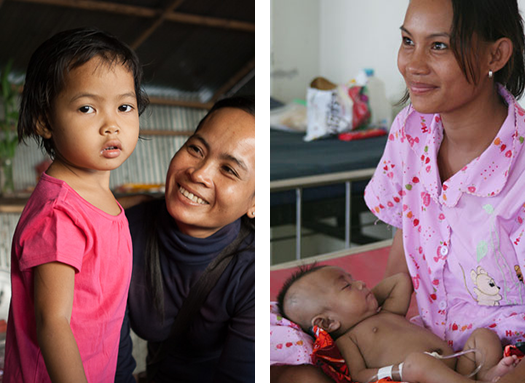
left=295, top=188, right=302, bottom=260
left=345, top=181, right=351, bottom=248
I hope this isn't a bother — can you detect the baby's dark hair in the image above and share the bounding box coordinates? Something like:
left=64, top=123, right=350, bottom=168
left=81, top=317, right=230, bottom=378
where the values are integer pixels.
left=277, top=263, right=327, bottom=321
left=194, top=95, right=255, bottom=133
left=18, top=27, right=149, bottom=158
left=401, top=0, right=525, bottom=104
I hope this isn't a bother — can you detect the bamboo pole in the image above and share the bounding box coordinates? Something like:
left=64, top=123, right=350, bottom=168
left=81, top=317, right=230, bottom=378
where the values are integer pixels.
left=147, top=96, right=213, bottom=109
left=14, top=0, right=254, bottom=32
left=15, top=0, right=156, bottom=17
left=165, top=12, right=254, bottom=33
left=131, top=0, right=185, bottom=50
left=211, top=58, right=254, bottom=102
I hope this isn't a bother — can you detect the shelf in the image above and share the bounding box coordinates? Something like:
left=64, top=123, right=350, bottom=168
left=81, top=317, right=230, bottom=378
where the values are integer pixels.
left=0, top=196, right=29, bottom=213
left=0, top=191, right=164, bottom=214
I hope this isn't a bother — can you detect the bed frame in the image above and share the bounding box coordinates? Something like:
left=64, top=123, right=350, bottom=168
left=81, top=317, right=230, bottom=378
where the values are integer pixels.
left=271, top=168, right=377, bottom=262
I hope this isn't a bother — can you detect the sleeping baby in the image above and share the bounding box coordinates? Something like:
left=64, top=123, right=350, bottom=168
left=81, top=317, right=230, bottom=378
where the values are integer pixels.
left=278, top=265, right=519, bottom=383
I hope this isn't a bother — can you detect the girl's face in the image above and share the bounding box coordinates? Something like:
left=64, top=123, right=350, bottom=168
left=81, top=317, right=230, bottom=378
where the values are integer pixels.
left=165, top=107, right=255, bottom=238
left=397, top=0, right=491, bottom=115
left=44, top=56, right=139, bottom=174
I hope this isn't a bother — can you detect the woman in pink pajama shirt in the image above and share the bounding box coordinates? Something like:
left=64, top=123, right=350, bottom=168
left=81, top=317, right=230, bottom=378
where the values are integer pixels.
left=273, top=0, right=525, bottom=382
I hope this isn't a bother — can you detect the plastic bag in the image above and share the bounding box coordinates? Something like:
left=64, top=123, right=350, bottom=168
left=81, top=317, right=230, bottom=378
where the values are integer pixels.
left=305, top=77, right=370, bottom=141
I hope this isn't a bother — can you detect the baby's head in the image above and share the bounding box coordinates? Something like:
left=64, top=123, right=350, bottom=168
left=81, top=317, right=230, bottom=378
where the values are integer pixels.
left=18, top=27, right=149, bottom=158
left=278, top=265, right=378, bottom=338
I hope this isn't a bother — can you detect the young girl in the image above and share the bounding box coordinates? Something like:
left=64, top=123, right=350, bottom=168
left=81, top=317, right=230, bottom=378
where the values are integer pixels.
left=4, top=27, right=148, bottom=382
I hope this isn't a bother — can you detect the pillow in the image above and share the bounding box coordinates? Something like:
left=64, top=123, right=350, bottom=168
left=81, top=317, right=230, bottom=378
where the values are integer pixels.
left=270, top=301, right=314, bottom=366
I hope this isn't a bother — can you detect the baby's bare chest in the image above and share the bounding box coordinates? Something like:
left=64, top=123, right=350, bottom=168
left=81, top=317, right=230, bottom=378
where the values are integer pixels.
left=350, top=312, right=452, bottom=367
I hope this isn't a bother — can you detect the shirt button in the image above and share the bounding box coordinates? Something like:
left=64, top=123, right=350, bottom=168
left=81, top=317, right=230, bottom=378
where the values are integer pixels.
left=440, top=246, right=449, bottom=256
left=439, top=300, right=447, bottom=310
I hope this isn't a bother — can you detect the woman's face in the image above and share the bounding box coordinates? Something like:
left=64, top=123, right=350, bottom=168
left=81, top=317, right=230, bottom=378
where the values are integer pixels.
left=165, top=107, right=255, bottom=238
left=397, top=0, right=491, bottom=115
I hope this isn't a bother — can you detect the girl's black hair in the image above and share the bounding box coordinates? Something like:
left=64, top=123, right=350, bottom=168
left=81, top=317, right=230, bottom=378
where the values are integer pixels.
left=400, top=0, right=525, bottom=104
left=18, top=27, right=149, bottom=158
left=146, top=95, right=255, bottom=319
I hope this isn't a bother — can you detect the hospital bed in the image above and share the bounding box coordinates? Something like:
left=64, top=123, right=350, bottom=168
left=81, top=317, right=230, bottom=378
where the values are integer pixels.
left=270, top=125, right=389, bottom=262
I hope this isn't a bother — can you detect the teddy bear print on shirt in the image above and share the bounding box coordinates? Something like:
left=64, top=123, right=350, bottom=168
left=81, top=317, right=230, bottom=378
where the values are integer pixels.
left=471, top=266, right=502, bottom=306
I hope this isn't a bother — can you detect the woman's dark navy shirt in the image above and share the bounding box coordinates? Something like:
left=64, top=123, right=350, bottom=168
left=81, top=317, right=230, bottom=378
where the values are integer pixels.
left=115, top=199, right=255, bottom=382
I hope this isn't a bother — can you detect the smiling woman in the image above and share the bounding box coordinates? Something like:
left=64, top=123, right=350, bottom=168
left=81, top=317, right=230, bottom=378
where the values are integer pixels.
left=165, top=105, right=255, bottom=238
left=115, top=96, right=255, bottom=383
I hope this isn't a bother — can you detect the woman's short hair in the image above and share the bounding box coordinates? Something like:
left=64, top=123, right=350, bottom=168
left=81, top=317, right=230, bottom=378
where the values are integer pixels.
left=18, top=27, right=149, bottom=157
left=194, top=95, right=255, bottom=133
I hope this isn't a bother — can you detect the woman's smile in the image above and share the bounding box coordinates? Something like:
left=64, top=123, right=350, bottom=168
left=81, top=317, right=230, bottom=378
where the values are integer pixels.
left=178, top=185, right=209, bottom=205
left=165, top=107, right=255, bottom=238
left=407, top=81, right=438, bottom=95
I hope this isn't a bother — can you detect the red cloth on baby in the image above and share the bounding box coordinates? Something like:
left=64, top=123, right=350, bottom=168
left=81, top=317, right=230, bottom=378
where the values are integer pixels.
left=311, top=326, right=396, bottom=382
left=311, top=326, right=352, bottom=382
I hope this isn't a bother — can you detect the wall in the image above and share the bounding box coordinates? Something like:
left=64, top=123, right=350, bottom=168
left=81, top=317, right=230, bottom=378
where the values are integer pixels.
left=319, top=0, right=408, bottom=106
left=270, top=0, right=408, bottom=104
left=272, top=0, right=525, bottom=108
left=270, top=0, right=320, bottom=103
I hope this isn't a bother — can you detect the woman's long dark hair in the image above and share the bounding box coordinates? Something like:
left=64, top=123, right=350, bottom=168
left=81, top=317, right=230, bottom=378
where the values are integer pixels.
left=145, top=95, right=255, bottom=319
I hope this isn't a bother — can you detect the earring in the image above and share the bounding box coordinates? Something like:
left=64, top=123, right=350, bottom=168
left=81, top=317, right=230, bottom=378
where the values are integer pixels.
left=251, top=211, right=255, bottom=218
left=488, top=69, right=493, bottom=78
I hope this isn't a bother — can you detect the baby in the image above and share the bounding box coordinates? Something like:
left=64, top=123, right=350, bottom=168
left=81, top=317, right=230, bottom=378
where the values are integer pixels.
left=278, top=265, right=519, bottom=383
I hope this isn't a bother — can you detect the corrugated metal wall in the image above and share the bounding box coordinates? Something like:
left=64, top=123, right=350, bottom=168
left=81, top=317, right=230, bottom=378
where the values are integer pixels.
left=0, top=104, right=207, bottom=270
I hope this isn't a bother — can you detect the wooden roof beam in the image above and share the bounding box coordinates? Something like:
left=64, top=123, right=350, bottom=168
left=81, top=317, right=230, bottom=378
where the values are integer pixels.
left=147, top=96, right=213, bottom=110
left=131, top=0, right=185, bottom=50
left=14, top=0, right=157, bottom=17
left=14, top=0, right=254, bottom=32
left=166, top=12, right=254, bottom=33
left=211, top=58, right=255, bottom=102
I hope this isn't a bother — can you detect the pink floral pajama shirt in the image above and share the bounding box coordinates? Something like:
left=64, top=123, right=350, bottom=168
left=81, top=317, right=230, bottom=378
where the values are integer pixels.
left=365, top=85, right=525, bottom=350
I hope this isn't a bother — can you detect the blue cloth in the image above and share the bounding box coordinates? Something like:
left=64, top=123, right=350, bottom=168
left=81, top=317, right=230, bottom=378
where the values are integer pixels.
left=115, top=199, right=255, bottom=382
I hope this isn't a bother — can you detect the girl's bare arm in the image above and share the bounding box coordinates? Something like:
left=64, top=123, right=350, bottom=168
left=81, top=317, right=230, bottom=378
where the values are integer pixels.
left=34, top=262, right=88, bottom=383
